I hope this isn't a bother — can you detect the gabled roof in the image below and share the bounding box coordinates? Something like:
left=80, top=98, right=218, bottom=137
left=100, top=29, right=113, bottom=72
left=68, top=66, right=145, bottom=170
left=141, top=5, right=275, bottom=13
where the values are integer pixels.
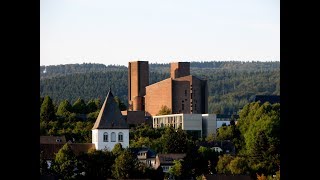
left=40, top=143, right=95, bottom=160
left=130, top=147, right=157, bottom=158
left=92, top=89, right=129, bottom=129
left=157, top=153, right=186, bottom=165
left=40, top=136, right=66, bottom=144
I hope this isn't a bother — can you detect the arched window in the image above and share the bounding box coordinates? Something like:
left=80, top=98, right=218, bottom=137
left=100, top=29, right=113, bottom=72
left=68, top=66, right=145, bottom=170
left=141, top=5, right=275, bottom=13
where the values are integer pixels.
left=111, top=132, right=116, bottom=142
left=118, top=132, right=123, bottom=142
left=103, top=132, right=108, bottom=142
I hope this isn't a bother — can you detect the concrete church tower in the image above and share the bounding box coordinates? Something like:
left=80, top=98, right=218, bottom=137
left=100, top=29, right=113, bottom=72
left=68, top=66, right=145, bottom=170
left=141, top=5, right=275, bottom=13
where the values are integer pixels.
left=92, top=89, right=129, bottom=151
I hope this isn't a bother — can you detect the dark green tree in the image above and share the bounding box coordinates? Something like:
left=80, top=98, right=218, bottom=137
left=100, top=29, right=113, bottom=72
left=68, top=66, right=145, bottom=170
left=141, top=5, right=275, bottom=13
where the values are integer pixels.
left=163, top=126, right=189, bottom=153
left=169, top=160, right=183, bottom=179
left=52, top=143, right=78, bottom=179
left=114, top=96, right=127, bottom=111
left=157, top=105, right=172, bottom=115
left=229, top=156, right=248, bottom=175
left=216, top=154, right=234, bottom=174
left=72, top=98, right=87, bottom=114
left=40, top=151, right=49, bottom=175
left=56, top=100, right=72, bottom=117
left=77, top=149, right=114, bottom=179
left=112, top=143, right=124, bottom=157
left=40, top=95, right=56, bottom=122
left=112, top=149, right=140, bottom=179
left=86, top=99, right=98, bottom=113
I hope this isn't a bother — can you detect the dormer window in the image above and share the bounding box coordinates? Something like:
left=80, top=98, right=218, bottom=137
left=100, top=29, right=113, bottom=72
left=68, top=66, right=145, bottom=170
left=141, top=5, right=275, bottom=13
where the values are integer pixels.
left=56, top=139, right=61, bottom=143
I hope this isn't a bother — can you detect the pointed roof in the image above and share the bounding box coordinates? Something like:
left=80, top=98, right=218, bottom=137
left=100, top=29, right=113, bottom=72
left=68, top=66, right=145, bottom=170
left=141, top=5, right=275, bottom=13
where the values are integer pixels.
left=92, top=89, right=129, bottom=129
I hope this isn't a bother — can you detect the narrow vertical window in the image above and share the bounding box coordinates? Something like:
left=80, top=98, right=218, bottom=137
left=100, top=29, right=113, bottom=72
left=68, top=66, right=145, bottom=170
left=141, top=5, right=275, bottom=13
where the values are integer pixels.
left=103, top=132, right=108, bottom=142
left=111, top=132, right=116, bottom=142
left=118, top=132, right=123, bottom=142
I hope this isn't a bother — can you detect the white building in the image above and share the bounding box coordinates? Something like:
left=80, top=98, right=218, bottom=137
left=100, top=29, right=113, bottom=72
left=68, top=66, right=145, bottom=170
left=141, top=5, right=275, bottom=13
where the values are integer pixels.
left=152, top=113, right=216, bottom=138
left=92, top=89, right=129, bottom=151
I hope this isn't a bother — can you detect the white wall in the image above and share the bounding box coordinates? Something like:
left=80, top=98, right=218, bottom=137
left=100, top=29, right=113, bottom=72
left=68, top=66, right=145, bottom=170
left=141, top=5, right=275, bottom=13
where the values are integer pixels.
left=202, top=114, right=217, bottom=137
left=92, top=129, right=129, bottom=151
left=183, top=114, right=202, bottom=135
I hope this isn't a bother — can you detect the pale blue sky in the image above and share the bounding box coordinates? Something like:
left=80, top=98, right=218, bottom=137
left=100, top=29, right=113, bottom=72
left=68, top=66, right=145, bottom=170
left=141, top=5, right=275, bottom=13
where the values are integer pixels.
left=40, top=0, right=280, bottom=67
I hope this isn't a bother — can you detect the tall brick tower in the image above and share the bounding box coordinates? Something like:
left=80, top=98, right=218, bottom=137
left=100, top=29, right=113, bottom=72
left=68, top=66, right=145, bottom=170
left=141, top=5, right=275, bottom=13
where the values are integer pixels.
left=128, top=61, right=149, bottom=111
left=170, top=62, right=190, bottom=79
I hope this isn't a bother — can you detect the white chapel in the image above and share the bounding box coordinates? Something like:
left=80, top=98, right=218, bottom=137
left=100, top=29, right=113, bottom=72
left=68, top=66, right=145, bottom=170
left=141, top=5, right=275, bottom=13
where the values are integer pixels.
left=92, top=89, right=129, bottom=150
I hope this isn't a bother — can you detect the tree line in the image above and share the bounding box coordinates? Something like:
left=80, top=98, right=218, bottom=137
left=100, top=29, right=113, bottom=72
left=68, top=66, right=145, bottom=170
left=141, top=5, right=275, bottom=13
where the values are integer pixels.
left=40, top=62, right=279, bottom=114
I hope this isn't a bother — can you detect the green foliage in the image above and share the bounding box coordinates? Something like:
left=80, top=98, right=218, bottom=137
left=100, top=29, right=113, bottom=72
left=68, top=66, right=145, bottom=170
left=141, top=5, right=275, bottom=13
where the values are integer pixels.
left=40, top=151, right=49, bottom=175
left=56, top=100, right=72, bottom=117
left=112, top=149, right=140, bottom=179
left=228, top=156, right=248, bottom=175
left=40, top=62, right=279, bottom=114
left=216, top=154, right=234, bottom=174
left=86, top=111, right=99, bottom=122
left=86, top=99, right=98, bottom=113
left=77, top=149, right=114, bottom=179
left=169, top=160, right=183, bottom=178
left=163, top=127, right=189, bottom=153
left=40, top=96, right=56, bottom=121
left=72, top=98, right=87, bottom=114
left=112, top=143, right=124, bottom=156
left=52, top=143, right=78, bottom=179
left=237, top=102, right=280, bottom=175
left=114, top=96, right=127, bottom=111
left=157, top=105, right=172, bottom=115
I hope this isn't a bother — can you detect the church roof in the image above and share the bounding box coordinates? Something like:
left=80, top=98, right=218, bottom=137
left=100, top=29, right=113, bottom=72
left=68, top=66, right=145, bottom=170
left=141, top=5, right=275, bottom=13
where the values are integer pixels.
left=92, top=89, right=129, bottom=130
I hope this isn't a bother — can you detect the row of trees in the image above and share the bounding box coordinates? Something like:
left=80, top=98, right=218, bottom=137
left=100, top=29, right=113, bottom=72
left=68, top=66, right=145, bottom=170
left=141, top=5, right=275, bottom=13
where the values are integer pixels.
left=40, top=143, right=164, bottom=179
left=40, top=95, right=126, bottom=142
left=40, top=64, right=279, bottom=114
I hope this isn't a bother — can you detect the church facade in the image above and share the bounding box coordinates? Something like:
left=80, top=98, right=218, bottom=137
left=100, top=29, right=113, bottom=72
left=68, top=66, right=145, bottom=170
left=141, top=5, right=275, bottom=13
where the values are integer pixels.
left=92, top=89, right=129, bottom=151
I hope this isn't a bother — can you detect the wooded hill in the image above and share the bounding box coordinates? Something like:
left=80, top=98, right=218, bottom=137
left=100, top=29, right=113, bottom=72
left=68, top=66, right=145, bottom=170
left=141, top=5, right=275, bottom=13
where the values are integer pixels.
left=40, top=61, right=280, bottom=114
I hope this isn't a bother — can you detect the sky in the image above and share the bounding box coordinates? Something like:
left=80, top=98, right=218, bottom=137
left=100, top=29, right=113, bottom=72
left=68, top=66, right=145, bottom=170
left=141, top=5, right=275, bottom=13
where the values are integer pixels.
left=40, top=0, right=280, bottom=67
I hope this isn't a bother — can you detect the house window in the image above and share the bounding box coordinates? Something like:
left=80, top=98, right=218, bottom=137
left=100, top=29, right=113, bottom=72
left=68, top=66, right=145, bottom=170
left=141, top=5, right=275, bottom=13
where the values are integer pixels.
left=103, top=132, right=108, bottom=142
left=185, top=90, right=187, bottom=96
left=118, top=132, right=123, bottom=142
left=182, top=104, right=184, bottom=110
left=111, top=132, right=116, bottom=142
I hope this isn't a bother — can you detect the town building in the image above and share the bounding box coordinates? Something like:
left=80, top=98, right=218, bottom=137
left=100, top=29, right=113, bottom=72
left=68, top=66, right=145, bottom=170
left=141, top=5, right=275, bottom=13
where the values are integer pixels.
left=154, top=153, right=186, bottom=173
left=152, top=113, right=216, bottom=138
left=145, top=62, right=208, bottom=116
left=130, top=148, right=158, bottom=168
left=92, top=89, right=130, bottom=151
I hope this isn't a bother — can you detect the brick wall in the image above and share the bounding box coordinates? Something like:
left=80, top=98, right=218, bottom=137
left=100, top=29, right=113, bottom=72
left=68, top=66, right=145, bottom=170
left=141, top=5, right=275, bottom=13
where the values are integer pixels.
left=145, top=78, right=172, bottom=116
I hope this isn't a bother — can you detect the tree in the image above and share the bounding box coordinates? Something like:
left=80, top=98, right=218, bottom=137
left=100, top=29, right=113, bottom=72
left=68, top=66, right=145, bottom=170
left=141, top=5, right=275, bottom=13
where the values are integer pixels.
left=56, top=100, right=72, bottom=117
left=77, top=149, right=114, bottom=179
left=112, top=143, right=123, bottom=157
left=40, top=151, right=49, bottom=175
left=40, top=95, right=56, bottom=122
left=72, top=98, right=87, bottom=114
left=157, top=105, right=172, bottom=115
left=86, top=99, right=98, bottom=113
left=169, top=160, right=183, bottom=179
left=228, top=156, right=248, bottom=175
left=216, top=154, right=234, bottom=174
left=112, top=149, right=140, bottom=179
left=114, top=96, right=127, bottom=111
left=236, top=102, right=280, bottom=176
left=52, top=143, right=78, bottom=179
left=163, top=127, right=189, bottom=153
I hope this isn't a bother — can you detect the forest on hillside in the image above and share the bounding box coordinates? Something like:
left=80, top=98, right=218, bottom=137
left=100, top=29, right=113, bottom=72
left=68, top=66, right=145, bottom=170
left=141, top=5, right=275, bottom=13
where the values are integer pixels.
left=40, top=61, right=280, bottom=114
